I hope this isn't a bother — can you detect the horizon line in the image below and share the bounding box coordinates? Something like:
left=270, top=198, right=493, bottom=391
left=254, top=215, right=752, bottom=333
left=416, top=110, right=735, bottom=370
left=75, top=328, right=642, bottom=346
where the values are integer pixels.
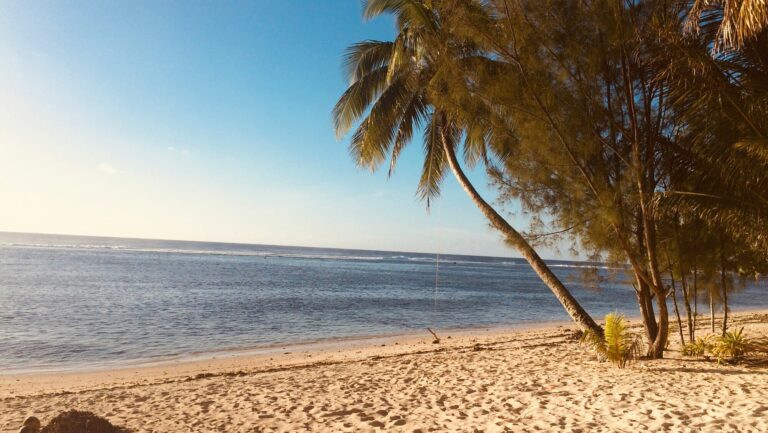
left=0, top=230, right=589, bottom=263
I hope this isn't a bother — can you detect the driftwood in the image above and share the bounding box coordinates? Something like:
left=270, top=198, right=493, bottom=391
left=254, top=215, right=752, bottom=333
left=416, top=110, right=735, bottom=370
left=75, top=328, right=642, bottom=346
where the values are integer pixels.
left=427, top=328, right=441, bottom=344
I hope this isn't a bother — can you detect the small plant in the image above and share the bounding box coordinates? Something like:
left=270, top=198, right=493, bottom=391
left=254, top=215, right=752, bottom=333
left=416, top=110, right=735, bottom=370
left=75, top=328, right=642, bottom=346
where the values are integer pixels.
left=711, top=328, right=751, bottom=363
left=581, top=312, right=643, bottom=368
left=682, top=336, right=712, bottom=358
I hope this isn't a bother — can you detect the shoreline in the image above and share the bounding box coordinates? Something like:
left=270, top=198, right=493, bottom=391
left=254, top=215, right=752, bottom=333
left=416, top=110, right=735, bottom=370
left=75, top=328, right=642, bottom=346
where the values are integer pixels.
left=6, top=304, right=764, bottom=378
left=3, top=309, right=766, bottom=393
left=0, top=318, right=580, bottom=397
left=3, top=310, right=768, bottom=432
left=0, top=318, right=581, bottom=377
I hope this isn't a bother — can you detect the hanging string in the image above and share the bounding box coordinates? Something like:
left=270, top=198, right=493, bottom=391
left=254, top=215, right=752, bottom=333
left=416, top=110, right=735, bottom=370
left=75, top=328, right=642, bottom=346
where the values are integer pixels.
left=432, top=202, right=442, bottom=320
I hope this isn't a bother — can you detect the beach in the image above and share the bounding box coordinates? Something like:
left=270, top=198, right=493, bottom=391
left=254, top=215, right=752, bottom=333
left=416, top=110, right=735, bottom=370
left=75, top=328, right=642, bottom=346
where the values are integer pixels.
left=4, top=0, right=767, bottom=431
left=3, top=312, right=768, bottom=433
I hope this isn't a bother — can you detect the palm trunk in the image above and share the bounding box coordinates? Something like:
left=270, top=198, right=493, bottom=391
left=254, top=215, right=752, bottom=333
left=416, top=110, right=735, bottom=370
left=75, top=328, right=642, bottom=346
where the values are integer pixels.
left=440, top=134, right=602, bottom=337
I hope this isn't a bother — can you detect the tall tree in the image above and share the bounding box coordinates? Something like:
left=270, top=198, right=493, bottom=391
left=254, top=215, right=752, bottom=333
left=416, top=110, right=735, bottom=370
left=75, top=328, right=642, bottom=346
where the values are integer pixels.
left=427, top=0, right=683, bottom=357
left=333, top=0, right=602, bottom=335
left=446, top=0, right=767, bottom=357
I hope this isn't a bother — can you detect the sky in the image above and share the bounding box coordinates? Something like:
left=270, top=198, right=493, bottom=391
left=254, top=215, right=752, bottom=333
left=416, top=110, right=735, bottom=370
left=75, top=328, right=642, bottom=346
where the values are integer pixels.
left=0, top=1, right=577, bottom=259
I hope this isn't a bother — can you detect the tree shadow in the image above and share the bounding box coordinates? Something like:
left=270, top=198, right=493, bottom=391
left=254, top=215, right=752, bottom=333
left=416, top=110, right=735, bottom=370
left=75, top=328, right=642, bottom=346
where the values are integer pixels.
left=650, top=365, right=768, bottom=376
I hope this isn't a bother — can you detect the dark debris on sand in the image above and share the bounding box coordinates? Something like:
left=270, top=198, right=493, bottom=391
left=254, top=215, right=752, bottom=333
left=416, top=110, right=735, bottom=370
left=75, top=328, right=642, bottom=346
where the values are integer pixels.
left=40, top=410, right=129, bottom=433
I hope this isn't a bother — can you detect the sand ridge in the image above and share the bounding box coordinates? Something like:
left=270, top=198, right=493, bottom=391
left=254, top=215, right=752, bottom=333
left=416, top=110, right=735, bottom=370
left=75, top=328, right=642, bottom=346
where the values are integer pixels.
left=2, top=314, right=768, bottom=432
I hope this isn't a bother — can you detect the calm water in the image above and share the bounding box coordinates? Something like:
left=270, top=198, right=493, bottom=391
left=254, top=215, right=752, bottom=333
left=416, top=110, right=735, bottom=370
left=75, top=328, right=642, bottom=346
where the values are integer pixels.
left=0, top=232, right=764, bottom=373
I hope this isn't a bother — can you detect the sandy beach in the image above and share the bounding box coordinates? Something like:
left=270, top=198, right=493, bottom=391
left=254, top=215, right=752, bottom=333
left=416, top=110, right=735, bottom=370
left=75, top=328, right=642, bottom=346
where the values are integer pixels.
left=2, top=312, right=768, bottom=433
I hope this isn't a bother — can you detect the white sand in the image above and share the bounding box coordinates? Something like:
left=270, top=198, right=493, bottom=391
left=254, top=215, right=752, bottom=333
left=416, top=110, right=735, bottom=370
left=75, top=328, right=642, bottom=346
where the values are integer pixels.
left=2, top=312, right=768, bottom=432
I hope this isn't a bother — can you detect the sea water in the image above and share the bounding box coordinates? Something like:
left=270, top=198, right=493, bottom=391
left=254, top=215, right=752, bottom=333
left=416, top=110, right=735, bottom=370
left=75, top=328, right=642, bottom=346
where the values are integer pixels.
left=0, top=231, right=764, bottom=372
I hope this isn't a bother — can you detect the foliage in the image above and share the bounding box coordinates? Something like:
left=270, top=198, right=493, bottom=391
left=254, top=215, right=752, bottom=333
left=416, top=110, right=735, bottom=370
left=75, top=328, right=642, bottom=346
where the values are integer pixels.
left=581, top=313, right=643, bottom=368
left=682, top=329, right=768, bottom=363
left=687, top=0, right=768, bottom=50
left=711, top=327, right=752, bottom=363
left=336, top=0, right=768, bottom=359
left=450, top=0, right=683, bottom=357
left=682, top=336, right=713, bottom=358
left=658, top=0, right=768, bottom=256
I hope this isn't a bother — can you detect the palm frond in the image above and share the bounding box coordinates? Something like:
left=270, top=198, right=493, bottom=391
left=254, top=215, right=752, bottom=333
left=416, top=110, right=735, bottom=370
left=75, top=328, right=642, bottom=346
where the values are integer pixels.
left=342, top=40, right=394, bottom=83
left=417, top=114, right=448, bottom=206
left=687, top=0, right=768, bottom=50
left=347, top=76, right=414, bottom=170
left=389, top=94, right=429, bottom=176
left=581, top=313, right=643, bottom=368
left=362, top=0, right=438, bottom=33
left=333, top=67, right=390, bottom=138
left=733, top=138, right=768, bottom=162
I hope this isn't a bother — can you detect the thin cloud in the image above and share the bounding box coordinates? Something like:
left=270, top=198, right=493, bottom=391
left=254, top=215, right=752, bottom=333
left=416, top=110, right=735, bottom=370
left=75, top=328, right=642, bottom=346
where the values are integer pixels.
left=98, top=163, right=118, bottom=175
left=166, top=146, right=190, bottom=156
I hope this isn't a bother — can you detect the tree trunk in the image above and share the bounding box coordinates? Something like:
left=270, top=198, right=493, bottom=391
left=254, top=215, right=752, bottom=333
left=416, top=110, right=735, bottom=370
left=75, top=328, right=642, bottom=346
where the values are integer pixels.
left=635, top=276, right=658, bottom=344
left=666, top=253, right=686, bottom=347
left=440, top=133, right=602, bottom=337
left=623, top=43, right=667, bottom=358
left=710, top=287, right=716, bottom=333
left=670, top=281, right=685, bottom=347
left=674, top=219, right=694, bottom=342
left=721, top=273, right=729, bottom=335
left=719, top=234, right=729, bottom=335
left=680, top=271, right=694, bottom=342
left=638, top=214, right=668, bottom=358
left=632, top=226, right=660, bottom=351
left=632, top=151, right=668, bottom=357
left=693, top=255, right=698, bottom=335
left=649, top=286, right=669, bottom=358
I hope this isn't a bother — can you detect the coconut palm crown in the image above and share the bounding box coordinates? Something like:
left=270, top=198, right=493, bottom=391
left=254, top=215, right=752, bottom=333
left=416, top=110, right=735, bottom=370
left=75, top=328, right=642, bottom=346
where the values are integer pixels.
left=333, top=0, right=456, bottom=205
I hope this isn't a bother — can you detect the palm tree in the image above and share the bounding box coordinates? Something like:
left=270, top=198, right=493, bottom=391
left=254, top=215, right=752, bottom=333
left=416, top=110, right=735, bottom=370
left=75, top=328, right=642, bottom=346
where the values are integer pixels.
left=688, top=0, right=768, bottom=50
left=333, top=0, right=602, bottom=335
left=659, top=0, right=768, bottom=255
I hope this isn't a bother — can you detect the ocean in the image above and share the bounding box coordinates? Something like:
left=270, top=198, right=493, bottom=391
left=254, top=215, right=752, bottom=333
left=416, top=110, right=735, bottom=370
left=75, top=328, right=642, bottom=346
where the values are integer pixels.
left=0, top=231, right=764, bottom=373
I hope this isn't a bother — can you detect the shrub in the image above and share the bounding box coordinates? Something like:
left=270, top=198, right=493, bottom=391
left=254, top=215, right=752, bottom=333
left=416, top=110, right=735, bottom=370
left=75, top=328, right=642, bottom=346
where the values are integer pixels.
left=682, top=336, right=712, bottom=358
left=711, top=328, right=751, bottom=363
left=581, top=313, right=643, bottom=368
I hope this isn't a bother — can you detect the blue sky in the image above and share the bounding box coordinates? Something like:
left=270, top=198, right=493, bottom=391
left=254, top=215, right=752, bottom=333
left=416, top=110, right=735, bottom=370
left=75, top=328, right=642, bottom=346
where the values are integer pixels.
left=0, top=1, right=575, bottom=259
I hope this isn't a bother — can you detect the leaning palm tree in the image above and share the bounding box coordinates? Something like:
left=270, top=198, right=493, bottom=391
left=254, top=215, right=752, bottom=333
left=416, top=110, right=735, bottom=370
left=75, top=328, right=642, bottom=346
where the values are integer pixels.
left=333, top=0, right=601, bottom=335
